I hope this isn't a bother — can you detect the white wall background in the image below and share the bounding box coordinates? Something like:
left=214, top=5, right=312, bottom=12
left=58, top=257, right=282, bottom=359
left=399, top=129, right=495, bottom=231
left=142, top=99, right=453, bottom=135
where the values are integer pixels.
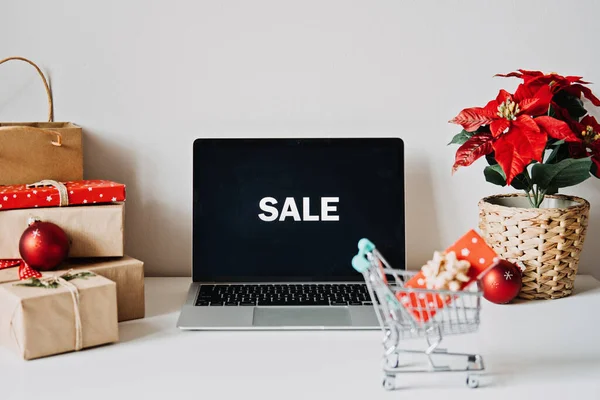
left=1, top=0, right=598, bottom=278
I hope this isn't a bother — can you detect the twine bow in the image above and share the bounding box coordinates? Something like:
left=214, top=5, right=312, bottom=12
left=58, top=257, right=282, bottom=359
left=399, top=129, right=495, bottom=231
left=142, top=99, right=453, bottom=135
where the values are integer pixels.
left=17, top=270, right=96, bottom=352
left=26, top=180, right=69, bottom=206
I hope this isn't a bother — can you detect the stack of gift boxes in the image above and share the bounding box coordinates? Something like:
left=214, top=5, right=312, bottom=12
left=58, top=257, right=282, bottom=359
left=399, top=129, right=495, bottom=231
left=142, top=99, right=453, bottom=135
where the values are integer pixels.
left=0, top=57, right=146, bottom=360
left=0, top=135, right=145, bottom=361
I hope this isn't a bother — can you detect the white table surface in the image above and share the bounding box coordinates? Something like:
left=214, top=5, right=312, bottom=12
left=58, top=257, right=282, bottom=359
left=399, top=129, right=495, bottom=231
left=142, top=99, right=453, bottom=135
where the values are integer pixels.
left=2, top=276, right=600, bottom=400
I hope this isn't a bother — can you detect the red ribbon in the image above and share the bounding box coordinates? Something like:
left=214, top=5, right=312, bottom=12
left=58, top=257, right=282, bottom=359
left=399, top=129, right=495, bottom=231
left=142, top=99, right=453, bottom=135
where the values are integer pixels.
left=0, top=259, right=43, bottom=280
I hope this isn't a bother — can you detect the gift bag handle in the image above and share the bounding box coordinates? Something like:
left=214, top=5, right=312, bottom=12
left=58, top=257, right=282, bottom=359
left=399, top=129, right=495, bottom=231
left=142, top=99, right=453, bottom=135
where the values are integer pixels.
left=0, top=56, right=54, bottom=122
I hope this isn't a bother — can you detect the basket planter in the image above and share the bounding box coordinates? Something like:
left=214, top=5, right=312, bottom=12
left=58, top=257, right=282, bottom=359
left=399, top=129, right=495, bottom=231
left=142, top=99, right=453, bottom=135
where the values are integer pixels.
left=478, top=194, right=590, bottom=300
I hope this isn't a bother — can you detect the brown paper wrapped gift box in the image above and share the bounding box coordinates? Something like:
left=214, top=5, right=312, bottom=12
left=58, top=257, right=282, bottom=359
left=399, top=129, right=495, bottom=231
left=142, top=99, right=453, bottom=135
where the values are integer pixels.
left=0, top=273, right=119, bottom=360
left=0, top=256, right=145, bottom=322
left=0, top=203, right=125, bottom=258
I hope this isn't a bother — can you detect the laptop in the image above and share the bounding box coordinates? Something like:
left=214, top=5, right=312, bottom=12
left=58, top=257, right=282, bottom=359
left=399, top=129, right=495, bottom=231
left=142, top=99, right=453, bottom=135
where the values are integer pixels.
left=177, top=138, right=405, bottom=330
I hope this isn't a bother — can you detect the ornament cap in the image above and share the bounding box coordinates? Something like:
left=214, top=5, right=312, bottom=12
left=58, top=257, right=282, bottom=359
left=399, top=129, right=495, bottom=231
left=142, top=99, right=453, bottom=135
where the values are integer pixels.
left=27, top=216, right=41, bottom=226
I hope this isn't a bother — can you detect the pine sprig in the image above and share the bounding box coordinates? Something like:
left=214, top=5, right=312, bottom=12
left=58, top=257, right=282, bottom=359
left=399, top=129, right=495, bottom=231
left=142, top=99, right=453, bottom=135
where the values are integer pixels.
left=16, top=271, right=96, bottom=288
left=62, top=271, right=96, bottom=281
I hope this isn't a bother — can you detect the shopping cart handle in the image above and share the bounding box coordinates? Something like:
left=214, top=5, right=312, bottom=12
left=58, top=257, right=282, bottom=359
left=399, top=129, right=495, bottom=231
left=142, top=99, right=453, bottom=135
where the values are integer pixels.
left=358, top=238, right=375, bottom=252
left=352, top=238, right=376, bottom=273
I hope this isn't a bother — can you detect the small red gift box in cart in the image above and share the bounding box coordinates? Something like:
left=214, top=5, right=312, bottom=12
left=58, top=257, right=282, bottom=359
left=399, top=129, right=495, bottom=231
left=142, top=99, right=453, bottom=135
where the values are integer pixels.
left=352, top=230, right=498, bottom=390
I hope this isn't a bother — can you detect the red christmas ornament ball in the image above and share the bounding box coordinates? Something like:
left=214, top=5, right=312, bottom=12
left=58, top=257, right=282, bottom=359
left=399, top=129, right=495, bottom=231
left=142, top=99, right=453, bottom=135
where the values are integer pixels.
left=481, top=259, right=522, bottom=304
left=19, top=221, right=70, bottom=271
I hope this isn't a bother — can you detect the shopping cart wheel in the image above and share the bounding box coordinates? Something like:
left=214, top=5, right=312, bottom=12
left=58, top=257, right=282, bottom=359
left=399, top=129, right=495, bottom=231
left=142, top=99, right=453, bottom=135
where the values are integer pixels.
left=467, top=354, right=482, bottom=371
left=466, top=375, right=479, bottom=389
left=382, top=375, right=396, bottom=391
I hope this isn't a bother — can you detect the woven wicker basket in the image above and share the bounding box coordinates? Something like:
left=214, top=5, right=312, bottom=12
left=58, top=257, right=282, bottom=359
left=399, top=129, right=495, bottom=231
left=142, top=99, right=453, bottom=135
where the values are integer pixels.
left=478, top=193, right=590, bottom=300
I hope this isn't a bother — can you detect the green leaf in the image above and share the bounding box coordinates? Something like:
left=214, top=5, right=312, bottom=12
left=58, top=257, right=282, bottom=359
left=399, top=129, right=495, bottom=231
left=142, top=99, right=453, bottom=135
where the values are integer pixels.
left=448, top=130, right=474, bottom=145
left=484, top=163, right=530, bottom=190
left=545, top=142, right=570, bottom=164
left=63, top=271, right=95, bottom=281
left=553, top=91, right=588, bottom=119
left=531, top=158, right=593, bottom=190
left=484, top=164, right=507, bottom=186
left=511, top=173, right=529, bottom=191
left=485, top=152, right=498, bottom=166
left=15, top=272, right=96, bottom=289
left=17, top=278, right=59, bottom=289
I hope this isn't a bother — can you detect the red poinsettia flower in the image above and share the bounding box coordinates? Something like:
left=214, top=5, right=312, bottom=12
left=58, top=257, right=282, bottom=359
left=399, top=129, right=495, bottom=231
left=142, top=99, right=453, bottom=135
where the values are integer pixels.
left=496, top=69, right=590, bottom=90
left=450, top=84, right=552, bottom=134
left=451, top=84, right=552, bottom=184
left=449, top=69, right=599, bottom=204
left=500, top=70, right=599, bottom=144
left=569, top=115, right=600, bottom=177
left=497, top=70, right=600, bottom=117
left=450, top=82, right=579, bottom=184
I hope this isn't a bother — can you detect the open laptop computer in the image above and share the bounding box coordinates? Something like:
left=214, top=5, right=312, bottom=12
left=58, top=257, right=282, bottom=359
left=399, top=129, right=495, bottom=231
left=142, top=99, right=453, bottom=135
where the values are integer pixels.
left=177, top=138, right=405, bottom=330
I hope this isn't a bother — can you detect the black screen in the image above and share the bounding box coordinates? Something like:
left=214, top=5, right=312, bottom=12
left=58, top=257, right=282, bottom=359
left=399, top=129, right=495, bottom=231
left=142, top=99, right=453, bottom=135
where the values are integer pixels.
left=193, top=138, right=405, bottom=282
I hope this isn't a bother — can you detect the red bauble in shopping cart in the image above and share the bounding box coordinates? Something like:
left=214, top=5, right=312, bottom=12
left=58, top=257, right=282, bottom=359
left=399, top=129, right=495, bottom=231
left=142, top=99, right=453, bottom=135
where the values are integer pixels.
left=480, top=259, right=522, bottom=304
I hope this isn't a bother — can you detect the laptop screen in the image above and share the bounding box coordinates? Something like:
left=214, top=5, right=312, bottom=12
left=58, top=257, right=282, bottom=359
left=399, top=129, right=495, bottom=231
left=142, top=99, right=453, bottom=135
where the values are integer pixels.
left=193, top=138, right=405, bottom=282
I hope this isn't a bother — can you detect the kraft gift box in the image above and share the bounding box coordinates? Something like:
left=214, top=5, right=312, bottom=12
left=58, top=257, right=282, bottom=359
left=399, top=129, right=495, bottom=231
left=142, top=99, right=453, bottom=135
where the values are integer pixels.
left=64, top=257, right=146, bottom=322
left=0, top=203, right=125, bottom=258
left=0, top=273, right=119, bottom=360
left=0, top=256, right=145, bottom=322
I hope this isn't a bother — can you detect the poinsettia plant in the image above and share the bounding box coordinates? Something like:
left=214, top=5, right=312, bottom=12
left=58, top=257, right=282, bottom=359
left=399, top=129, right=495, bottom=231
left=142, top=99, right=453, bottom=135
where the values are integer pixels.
left=449, top=69, right=600, bottom=208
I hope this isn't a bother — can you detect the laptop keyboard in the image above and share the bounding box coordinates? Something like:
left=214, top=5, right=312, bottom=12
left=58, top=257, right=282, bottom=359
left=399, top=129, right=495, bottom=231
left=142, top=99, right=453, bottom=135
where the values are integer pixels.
left=195, top=283, right=372, bottom=306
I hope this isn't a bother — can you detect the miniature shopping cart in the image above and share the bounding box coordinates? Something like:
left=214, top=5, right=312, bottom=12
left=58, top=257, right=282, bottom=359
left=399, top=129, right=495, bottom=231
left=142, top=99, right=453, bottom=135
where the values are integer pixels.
left=352, top=239, right=484, bottom=390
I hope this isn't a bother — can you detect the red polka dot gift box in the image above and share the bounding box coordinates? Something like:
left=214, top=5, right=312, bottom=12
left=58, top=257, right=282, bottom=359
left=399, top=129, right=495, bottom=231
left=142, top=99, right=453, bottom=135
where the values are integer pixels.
left=0, top=180, right=126, bottom=211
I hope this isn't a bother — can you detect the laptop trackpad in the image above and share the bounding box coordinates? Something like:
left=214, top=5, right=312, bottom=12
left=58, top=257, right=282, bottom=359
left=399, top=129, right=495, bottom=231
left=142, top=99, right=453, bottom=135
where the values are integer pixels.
left=253, top=307, right=351, bottom=327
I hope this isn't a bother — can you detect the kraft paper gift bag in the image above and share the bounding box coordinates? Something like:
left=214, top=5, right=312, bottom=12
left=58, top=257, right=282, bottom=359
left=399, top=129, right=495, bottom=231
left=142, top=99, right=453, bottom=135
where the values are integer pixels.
left=0, top=271, right=119, bottom=360
left=0, top=57, right=83, bottom=185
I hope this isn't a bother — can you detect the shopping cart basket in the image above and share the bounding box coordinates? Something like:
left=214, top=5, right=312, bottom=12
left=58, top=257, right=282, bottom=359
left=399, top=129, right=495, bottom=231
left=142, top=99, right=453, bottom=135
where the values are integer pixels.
left=352, top=238, right=484, bottom=390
